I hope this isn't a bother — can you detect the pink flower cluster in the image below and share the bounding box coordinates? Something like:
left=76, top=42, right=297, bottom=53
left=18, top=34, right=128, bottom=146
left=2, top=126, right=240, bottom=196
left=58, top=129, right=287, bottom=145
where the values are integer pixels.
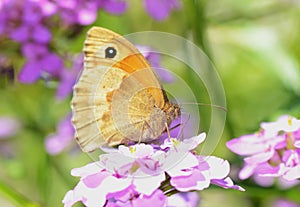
left=227, top=115, right=300, bottom=182
left=63, top=133, right=243, bottom=207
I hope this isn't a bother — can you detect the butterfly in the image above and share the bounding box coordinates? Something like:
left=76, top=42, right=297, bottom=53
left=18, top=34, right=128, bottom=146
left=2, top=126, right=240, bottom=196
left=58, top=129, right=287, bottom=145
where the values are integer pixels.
left=71, top=27, right=181, bottom=152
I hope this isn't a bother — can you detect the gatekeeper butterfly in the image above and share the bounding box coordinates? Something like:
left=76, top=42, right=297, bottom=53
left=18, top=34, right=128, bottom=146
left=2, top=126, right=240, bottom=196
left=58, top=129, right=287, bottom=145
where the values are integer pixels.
left=71, top=27, right=180, bottom=152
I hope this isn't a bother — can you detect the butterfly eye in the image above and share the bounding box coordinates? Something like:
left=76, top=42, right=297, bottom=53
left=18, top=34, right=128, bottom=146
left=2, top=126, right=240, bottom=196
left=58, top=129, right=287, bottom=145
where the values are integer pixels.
left=105, top=47, right=117, bottom=58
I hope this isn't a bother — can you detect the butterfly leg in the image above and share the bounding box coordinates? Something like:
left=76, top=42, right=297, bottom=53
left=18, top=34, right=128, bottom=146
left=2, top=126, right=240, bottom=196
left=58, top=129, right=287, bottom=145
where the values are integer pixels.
left=139, top=120, right=157, bottom=144
left=163, top=122, right=183, bottom=139
left=138, top=122, right=146, bottom=144
left=165, top=122, right=171, bottom=139
left=139, top=121, right=149, bottom=144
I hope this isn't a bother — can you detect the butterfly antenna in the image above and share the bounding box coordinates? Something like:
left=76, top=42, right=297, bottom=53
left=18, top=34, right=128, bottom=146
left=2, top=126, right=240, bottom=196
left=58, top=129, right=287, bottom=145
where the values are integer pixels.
left=180, top=102, right=227, bottom=112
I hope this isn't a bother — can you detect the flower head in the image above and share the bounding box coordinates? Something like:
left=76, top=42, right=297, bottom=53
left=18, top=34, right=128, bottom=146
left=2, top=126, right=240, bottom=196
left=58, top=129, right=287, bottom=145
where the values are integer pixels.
left=0, top=116, right=21, bottom=139
left=45, top=114, right=74, bottom=155
left=0, top=116, right=21, bottom=157
left=144, top=0, right=181, bottom=21
left=63, top=133, right=243, bottom=207
left=57, top=0, right=127, bottom=26
left=167, top=192, right=199, bottom=207
left=227, top=115, right=300, bottom=183
left=273, top=199, right=300, bottom=207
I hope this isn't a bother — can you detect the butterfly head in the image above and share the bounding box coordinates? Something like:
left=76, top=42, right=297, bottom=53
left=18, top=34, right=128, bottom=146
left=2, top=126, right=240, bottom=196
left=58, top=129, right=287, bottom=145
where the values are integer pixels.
left=164, top=102, right=181, bottom=125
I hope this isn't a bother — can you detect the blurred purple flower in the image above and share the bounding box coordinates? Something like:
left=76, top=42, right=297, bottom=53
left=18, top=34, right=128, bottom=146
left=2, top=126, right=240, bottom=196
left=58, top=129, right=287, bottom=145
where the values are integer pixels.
left=18, top=43, right=63, bottom=83
left=0, top=0, right=64, bottom=83
left=5, top=0, right=53, bottom=43
left=0, top=116, right=20, bottom=158
left=56, top=54, right=83, bottom=99
left=0, top=116, right=21, bottom=139
left=252, top=174, right=300, bottom=188
left=227, top=115, right=300, bottom=183
left=0, top=0, right=127, bottom=85
left=144, top=0, right=181, bottom=21
left=11, top=24, right=50, bottom=45
left=39, top=0, right=57, bottom=16
left=98, top=0, right=128, bottom=15
left=167, top=192, right=199, bottom=207
left=273, top=199, right=300, bottom=207
left=63, top=133, right=243, bottom=207
left=57, top=0, right=127, bottom=26
left=45, top=114, right=74, bottom=155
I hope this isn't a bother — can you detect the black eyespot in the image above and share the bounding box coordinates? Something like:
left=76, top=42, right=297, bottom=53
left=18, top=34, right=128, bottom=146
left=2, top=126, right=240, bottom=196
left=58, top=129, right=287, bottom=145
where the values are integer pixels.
left=105, top=47, right=117, bottom=58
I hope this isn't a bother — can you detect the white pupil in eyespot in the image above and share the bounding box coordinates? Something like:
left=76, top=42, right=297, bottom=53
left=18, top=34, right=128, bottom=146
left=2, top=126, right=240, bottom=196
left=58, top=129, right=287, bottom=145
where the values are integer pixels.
left=105, top=47, right=116, bottom=58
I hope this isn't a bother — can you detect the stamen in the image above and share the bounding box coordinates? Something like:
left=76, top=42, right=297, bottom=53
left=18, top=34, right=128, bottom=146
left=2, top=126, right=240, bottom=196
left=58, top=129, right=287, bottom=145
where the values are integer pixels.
left=129, top=146, right=136, bottom=153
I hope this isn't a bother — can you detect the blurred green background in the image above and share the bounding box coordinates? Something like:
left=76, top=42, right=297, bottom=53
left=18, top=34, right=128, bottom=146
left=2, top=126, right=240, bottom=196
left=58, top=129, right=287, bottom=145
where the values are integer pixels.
left=0, top=0, right=300, bottom=206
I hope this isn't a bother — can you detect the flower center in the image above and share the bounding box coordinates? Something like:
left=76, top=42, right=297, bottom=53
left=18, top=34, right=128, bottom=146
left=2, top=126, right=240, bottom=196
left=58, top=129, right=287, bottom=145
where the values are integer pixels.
left=129, top=146, right=137, bottom=154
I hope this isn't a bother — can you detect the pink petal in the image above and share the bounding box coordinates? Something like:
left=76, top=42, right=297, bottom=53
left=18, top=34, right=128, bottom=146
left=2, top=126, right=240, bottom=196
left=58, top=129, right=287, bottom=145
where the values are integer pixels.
left=226, top=137, right=269, bottom=156
left=211, top=177, right=245, bottom=191
left=206, top=156, right=230, bottom=179
left=118, top=144, right=154, bottom=158
left=284, top=165, right=300, bottom=180
left=239, top=164, right=257, bottom=180
left=164, top=152, right=198, bottom=177
left=132, top=189, right=167, bottom=207
left=83, top=172, right=110, bottom=188
left=62, top=190, right=81, bottom=207
left=71, top=162, right=104, bottom=177
left=133, top=172, right=165, bottom=195
left=244, top=148, right=274, bottom=165
left=170, top=169, right=210, bottom=191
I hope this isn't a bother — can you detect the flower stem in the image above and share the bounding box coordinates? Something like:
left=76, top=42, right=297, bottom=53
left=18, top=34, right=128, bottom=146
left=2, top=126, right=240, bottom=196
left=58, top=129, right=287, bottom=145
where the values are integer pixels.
left=184, top=0, right=211, bottom=56
left=164, top=188, right=180, bottom=197
left=0, top=180, right=41, bottom=207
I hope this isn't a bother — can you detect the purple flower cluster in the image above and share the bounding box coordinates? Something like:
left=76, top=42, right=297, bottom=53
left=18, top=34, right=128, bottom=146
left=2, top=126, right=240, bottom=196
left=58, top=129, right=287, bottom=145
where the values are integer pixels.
left=143, top=0, right=181, bottom=21
left=0, top=0, right=127, bottom=84
left=57, top=0, right=127, bottom=26
left=63, top=133, right=243, bottom=207
left=0, top=0, right=182, bottom=88
left=227, top=115, right=300, bottom=182
left=0, top=0, right=62, bottom=83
